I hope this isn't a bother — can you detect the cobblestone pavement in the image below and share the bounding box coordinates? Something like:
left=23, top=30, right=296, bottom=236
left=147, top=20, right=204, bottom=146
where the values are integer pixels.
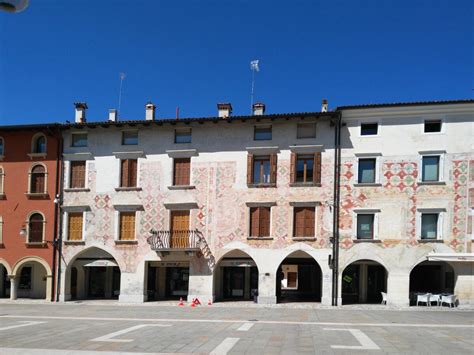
left=0, top=303, right=472, bottom=354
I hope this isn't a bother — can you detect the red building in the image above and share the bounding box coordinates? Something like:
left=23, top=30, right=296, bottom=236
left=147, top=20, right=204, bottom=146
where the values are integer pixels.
left=0, top=124, right=62, bottom=301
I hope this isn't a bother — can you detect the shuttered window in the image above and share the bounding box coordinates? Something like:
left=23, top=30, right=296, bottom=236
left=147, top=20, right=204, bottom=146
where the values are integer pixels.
left=293, top=207, right=315, bottom=238
left=120, top=159, right=138, bottom=187
left=119, top=212, right=136, bottom=240
left=70, top=161, right=86, bottom=188
left=28, top=213, right=44, bottom=243
left=290, top=152, right=321, bottom=185
left=173, top=158, right=191, bottom=186
left=30, top=165, right=46, bottom=193
left=250, top=207, right=271, bottom=237
left=68, top=213, right=83, bottom=241
left=247, top=154, right=277, bottom=185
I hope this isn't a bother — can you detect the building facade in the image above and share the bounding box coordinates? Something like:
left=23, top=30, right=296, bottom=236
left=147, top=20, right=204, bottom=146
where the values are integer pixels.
left=0, top=124, right=62, bottom=301
left=57, top=100, right=474, bottom=306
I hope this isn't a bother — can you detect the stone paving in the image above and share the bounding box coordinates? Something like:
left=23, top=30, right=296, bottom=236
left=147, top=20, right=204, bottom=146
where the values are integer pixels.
left=0, top=303, right=472, bottom=354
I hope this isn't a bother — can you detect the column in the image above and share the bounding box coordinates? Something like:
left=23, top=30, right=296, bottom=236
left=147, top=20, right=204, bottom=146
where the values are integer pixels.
left=320, top=270, right=332, bottom=306
left=119, top=271, right=146, bottom=303
left=9, top=276, right=18, bottom=300
left=453, top=263, right=474, bottom=306
left=359, top=264, right=368, bottom=303
left=387, top=272, right=410, bottom=306
left=188, top=257, right=213, bottom=303
left=257, top=270, right=277, bottom=304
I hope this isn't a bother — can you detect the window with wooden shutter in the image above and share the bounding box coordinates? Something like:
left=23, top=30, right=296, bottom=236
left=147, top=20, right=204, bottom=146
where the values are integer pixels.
left=70, top=161, right=86, bottom=188
left=120, top=159, right=138, bottom=187
left=173, top=158, right=191, bottom=186
left=247, top=154, right=254, bottom=185
left=30, top=165, right=46, bottom=193
left=28, top=213, right=44, bottom=243
left=119, top=212, right=136, bottom=240
left=290, top=152, right=296, bottom=184
left=313, top=152, right=322, bottom=184
left=293, top=207, right=315, bottom=238
left=68, top=213, right=83, bottom=241
left=249, top=207, right=271, bottom=237
left=270, top=153, right=278, bottom=184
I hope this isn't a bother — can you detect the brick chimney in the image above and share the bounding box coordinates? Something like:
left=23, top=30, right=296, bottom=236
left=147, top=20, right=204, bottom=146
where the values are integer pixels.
left=74, top=102, right=88, bottom=123
left=109, top=109, right=118, bottom=122
left=145, top=102, right=156, bottom=121
left=217, top=103, right=232, bottom=118
left=321, top=99, right=328, bottom=113
left=252, top=102, right=265, bottom=116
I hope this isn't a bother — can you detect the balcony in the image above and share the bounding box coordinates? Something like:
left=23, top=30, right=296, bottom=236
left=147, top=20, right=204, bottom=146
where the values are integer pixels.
left=147, top=229, right=201, bottom=254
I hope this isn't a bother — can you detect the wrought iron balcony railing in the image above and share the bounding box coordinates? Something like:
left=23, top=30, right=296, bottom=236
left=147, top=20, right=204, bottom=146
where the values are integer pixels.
left=147, top=229, right=201, bottom=250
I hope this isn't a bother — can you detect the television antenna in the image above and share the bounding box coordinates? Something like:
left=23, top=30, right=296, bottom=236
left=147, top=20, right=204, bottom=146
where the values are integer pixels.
left=118, top=72, right=126, bottom=117
left=250, top=60, right=260, bottom=113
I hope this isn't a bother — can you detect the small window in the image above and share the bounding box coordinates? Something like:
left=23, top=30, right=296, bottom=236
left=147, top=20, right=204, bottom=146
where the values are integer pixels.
left=421, top=213, right=438, bottom=239
left=30, top=165, right=46, bottom=193
left=119, top=212, right=136, bottom=240
left=122, top=131, right=138, bottom=145
left=28, top=213, right=44, bottom=243
left=32, top=134, right=46, bottom=153
left=296, top=155, right=314, bottom=183
left=358, top=158, right=376, bottom=184
left=293, top=207, right=315, bottom=238
left=173, top=158, right=191, bottom=186
left=175, top=129, right=192, bottom=144
left=360, top=123, right=378, bottom=136
left=250, top=207, right=271, bottom=237
left=253, top=156, right=271, bottom=184
left=422, top=156, right=440, bottom=182
left=356, top=214, right=374, bottom=239
left=254, top=126, right=272, bottom=141
left=0, top=137, right=4, bottom=156
left=297, top=123, right=316, bottom=139
left=71, top=133, right=88, bottom=147
left=120, top=159, right=138, bottom=187
left=68, top=212, right=83, bottom=241
left=70, top=161, right=86, bottom=189
left=424, top=120, right=442, bottom=133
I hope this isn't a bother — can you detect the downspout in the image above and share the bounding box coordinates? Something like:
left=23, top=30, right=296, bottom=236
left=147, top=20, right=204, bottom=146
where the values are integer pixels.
left=51, top=126, right=62, bottom=301
left=55, top=129, right=65, bottom=301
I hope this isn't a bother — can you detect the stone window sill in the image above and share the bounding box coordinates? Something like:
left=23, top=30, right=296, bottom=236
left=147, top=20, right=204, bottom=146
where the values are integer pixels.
left=353, top=239, right=382, bottom=243
left=290, top=183, right=321, bottom=187
left=25, top=242, right=47, bottom=248
left=418, top=239, right=444, bottom=243
left=247, top=183, right=276, bottom=188
left=115, top=240, right=138, bottom=245
left=64, top=240, right=85, bottom=245
left=353, top=183, right=382, bottom=187
left=247, top=237, right=273, bottom=240
left=27, top=153, right=47, bottom=159
left=168, top=185, right=196, bottom=190
left=292, top=237, right=317, bottom=241
left=417, top=181, right=446, bottom=186
left=115, top=187, right=142, bottom=192
left=64, top=188, right=90, bottom=192
left=25, top=193, right=49, bottom=199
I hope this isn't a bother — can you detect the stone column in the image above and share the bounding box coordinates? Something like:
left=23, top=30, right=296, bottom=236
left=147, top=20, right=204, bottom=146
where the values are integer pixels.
left=387, top=272, right=410, bottom=306
left=188, top=257, right=213, bottom=303
left=321, top=270, right=333, bottom=306
left=453, top=263, right=474, bottom=306
left=257, top=270, right=277, bottom=304
left=9, top=276, right=18, bottom=300
left=119, top=271, right=146, bottom=303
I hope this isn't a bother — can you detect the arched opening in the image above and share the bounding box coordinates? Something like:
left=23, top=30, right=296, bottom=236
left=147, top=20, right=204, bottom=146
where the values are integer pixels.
left=213, top=250, right=259, bottom=302
left=32, top=134, right=46, bottom=154
left=409, top=261, right=454, bottom=306
left=29, top=165, right=46, bottom=193
left=67, top=248, right=121, bottom=300
left=28, top=213, right=44, bottom=243
left=0, top=264, right=10, bottom=298
left=342, top=260, right=387, bottom=305
left=145, top=259, right=191, bottom=302
left=276, top=250, right=322, bottom=303
left=16, top=262, right=47, bottom=299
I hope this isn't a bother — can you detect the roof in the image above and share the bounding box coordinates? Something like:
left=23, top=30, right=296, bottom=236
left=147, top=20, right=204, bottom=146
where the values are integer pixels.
left=337, top=99, right=474, bottom=110
left=0, top=122, right=62, bottom=132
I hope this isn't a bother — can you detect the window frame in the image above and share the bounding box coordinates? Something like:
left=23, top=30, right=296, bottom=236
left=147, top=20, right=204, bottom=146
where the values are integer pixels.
left=115, top=210, right=137, bottom=241
left=352, top=210, right=380, bottom=240
left=249, top=206, right=272, bottom=238
left=65, top=211, right=86, bottom=242
left=417, top=209, right=444, bottom=241
left=295, top=154, right=315, bottom=183
left=173, top=157, right=191, bottom=186
left=174, top=128, right=192, bottom=144
left=26, top=211, right=45, bottom=244
left=27, top=163, right=48, bottom=194
left=419, top=154, right=444, bottom=183
left=71, top=132, right=88, bottom=147
left=354, top=154, right=381, bottom=185
left=422, top=118, right=444, bottom=135
left=31, top=133, right=47, bottom=154
left=68, top=160, right=87, bottom=189
left=359, top=121, right=379, bottom=137
left=293, top=206, right=316, bottom=238
left=121, top=130, right=139, bottom=146
left=254, top=125, right=272, bottom=141
left=119, top=158, right=138, bottom=188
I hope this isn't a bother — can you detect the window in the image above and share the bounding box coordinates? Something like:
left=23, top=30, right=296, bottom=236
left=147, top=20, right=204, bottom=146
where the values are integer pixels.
left=70, top=161, right=86, bottom=189
left=297, top=123, right=316, bottom=139
left=28, top=213, right=44, bottom=243
left=421, top=213, right=439, bottom=239
left=358, top=158, right=376, bottom=183
left=424, top=120, right=442, bottom=133
left=67, top=213, right=83, bottom=241
left=29, top=164, right=46, bottom=193
left=120, top=159, right=138, bottom=187
left=290, top=152, right=321, bottom=184
left=249, top=207, right=271, bottom=237
left=293, top=207, right=315, bottom=238
left=122, top=131, right=138, bottom=145
left=254, top=126, right=272, bottom=140
left=173, top=158, right=191, bottom=186
left=421, top=156, right=440, bottom=182
left=71, top=133, right=88, bottom=147
left=356, top=214, right=374, bottom=239
left=32, top=134, right=46, bottom=153
left=247, top=154, right=277, bottom=185
left=360, top=123, right=378, bottom=136
left=0, top=137, right=4, bottom=156
left=175, top=129, right=192, bottom=144
left=119, top=212, right=136, bottom=240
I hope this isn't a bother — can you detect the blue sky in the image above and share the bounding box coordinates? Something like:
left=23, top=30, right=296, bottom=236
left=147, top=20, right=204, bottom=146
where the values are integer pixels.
left=0, top=0, right=472, bottom=124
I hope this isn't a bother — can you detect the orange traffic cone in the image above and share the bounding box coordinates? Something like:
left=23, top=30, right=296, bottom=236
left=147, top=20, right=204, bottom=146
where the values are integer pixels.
left=207, top=299, right=212, bottom=306
left=178, top=297, right=184, bottom=306
left=190, top=299, right=196, bottom=307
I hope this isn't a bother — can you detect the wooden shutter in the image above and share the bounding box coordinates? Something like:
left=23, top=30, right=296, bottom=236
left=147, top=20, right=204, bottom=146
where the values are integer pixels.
left=290, top=152, right=296, bottom=184
left=313, top=152, right=322, bottom=184
left=250, top=207, right=259, bottom=237
left=270, top=153, right=278, bottom=184
left=259, top=207, right=271, bottom=237
left=174, top=158, right=190, bottom=186
left=120, top=212, right=135, bottom=240
left=121, top=160, right=129, bottom=187
left=129, top=159, right=138, bottom=187
left=70, top=161, right=86, bottom=188
left=29, top=213, right=43, bottom=243
left=247, top=153, right=254, bottom=185
left=68, top=213, right=83, bottom=241
left=171, top=210, right=190, bottom=248
left=294, top=208, right=305, bottom=237
left=31, top=165, right=45, bottom=193
left=304, top=208, right=315, bottom=237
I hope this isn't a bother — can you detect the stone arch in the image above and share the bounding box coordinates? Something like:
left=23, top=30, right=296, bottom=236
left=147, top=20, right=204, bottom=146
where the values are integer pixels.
left=0, top=258, right=12, bottom=275
left=12, top=256, right=52, bottom=276
left=11, top=256, right=52, bottom=300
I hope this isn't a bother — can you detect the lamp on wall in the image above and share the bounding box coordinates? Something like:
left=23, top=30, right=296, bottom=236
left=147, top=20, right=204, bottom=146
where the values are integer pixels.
left=19, top=226, right=27, bottom=237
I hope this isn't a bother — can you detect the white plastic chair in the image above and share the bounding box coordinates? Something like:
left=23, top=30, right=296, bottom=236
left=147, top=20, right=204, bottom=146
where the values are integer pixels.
left=416, top=293, right=431, bottom=306
left=430, top=294, right=441, bottom=306
left=440, top=294, right=457, bottom=308
left=381, top=292, right=387, bottom=305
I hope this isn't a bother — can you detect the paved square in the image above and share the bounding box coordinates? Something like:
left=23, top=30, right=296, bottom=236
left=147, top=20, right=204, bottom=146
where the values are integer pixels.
left=0, top=303, right=472, bottom=354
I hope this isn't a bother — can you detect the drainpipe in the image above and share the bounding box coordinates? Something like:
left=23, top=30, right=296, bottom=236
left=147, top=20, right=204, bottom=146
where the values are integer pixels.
left=331, top=112, right=342, bottom=306
left=55, top=130, right=65, bottom=302
left=51, top=125, right=62, bottom=301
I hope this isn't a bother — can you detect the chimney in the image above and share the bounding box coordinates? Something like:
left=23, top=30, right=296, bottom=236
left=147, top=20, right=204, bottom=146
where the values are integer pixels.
left=145, top=102, right=156, bottom=121
left=109, top=109, right=118, bottom=122
left=321, top=99, right=328, bottom=113
left=217, top=103, right=232, bottom=118
left=252, top=102, right=265, bottom=116
left=74, top=102, right=88, bottom=123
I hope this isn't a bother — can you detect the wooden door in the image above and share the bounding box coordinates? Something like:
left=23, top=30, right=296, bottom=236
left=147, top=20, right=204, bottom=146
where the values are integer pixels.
left=170, top=211, right=190, bottom=248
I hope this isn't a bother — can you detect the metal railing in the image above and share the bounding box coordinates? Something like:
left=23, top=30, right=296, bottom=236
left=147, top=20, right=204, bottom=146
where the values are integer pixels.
left=147, top=229, right=201, bottom=250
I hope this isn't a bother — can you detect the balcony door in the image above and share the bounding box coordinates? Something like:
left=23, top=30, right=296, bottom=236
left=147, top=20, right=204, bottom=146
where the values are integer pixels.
left=170, top=210, right=190, bottom=248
